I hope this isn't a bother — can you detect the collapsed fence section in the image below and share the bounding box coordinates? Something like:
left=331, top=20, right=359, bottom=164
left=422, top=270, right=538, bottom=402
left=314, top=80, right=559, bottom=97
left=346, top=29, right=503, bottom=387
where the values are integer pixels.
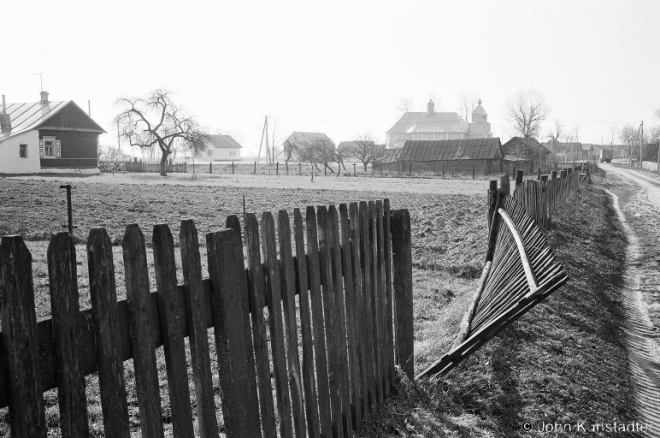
left=0, top=201, right=413, bottom=438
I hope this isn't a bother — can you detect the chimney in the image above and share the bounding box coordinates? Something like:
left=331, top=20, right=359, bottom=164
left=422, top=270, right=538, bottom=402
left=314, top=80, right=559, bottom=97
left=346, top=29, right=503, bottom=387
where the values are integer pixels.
left=40, top=90, right=49, bottom=104
left=0, top=95, right=11, bottom=133
left=427, top=99, right=434, bottom=115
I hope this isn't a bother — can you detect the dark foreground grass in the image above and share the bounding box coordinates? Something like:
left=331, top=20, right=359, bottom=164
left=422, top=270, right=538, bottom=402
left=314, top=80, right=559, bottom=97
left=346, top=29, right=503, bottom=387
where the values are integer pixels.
left=361, top=184, right=641, bottom=437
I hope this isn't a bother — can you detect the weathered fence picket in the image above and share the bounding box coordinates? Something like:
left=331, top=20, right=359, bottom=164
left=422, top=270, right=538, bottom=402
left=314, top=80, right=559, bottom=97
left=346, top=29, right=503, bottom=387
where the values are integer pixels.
left=0, top=199, right=413, bottom=438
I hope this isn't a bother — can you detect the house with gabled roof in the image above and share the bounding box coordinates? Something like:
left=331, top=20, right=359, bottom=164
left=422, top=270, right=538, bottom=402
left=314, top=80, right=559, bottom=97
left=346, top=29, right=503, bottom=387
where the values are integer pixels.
left=202, top=134, right=242, bottom=161
left=386, top=100, right=492, bottom=149
left=502, top=137, right=552, bottom=168
left=0, top=91, right=106, bottom=174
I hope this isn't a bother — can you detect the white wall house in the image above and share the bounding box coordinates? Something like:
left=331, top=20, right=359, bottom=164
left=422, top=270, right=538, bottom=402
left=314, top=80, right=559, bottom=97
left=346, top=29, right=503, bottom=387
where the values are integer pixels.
left=386, top=99, right=492, bottom=149
left=0, top=92, right=106, bottom=174
left=203, top=134, right=242, bottom=161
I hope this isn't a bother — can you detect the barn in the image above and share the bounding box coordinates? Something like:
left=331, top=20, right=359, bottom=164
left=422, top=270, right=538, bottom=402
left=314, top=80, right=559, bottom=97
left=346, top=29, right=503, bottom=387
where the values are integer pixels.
left=0, top=92, right=106, bottom=174
left=202, top=134, right=242, bottom=161
left=374, top=138, right=503, bottom=175
left=501, top=137, right=552, bottom=173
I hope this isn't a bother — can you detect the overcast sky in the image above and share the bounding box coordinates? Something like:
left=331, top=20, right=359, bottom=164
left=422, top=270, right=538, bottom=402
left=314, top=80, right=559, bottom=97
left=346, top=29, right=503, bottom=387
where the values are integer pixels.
left=2, top=0, right=659, bottom=156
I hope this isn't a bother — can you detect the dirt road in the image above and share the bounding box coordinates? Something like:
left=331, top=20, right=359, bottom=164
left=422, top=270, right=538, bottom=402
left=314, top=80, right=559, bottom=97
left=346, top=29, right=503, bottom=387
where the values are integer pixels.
left=602, top=164, right=660, bottom=436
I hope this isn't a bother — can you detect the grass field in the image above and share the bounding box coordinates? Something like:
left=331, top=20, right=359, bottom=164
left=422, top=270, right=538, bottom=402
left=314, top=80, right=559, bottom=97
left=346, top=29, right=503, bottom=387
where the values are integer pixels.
left=0, top=172, right=640, bottom=437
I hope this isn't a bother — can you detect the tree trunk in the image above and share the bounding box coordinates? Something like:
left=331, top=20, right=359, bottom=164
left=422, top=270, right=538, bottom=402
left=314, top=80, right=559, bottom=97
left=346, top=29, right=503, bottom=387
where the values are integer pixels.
left=363, top=161, right=368, bottom=172
left=324, top=162, right=335, bottom=174
left=159, top=151, right=169, bottom=176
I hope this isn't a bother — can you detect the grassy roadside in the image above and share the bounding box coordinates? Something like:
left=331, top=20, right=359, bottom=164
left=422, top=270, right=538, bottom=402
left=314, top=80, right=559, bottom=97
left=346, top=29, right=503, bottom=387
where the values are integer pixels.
left=361, top=180, right=641, bottom=437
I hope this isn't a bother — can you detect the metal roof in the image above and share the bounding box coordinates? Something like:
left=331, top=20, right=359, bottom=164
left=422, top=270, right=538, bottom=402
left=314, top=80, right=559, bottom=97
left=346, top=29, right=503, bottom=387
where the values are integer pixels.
left=0, top=100, right=105, bottom=143
left=399, top=138, right=502, bottom=161
left=387, top=112, right=468, bottom=135
left=206, top=134, right=243, bottom=149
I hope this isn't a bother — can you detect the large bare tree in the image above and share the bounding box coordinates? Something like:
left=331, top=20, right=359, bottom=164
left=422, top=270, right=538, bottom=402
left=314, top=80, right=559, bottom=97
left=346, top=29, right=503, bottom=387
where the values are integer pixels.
left=505, top=89, right=550, bottom=139
left=115, top=89, right=208, bottom=176
left=620, top=123, right=639, bottom=161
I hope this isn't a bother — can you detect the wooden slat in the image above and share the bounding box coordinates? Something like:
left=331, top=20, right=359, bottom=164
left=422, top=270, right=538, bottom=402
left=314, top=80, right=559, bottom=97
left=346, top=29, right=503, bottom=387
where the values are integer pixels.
left=369, top=202, right=384, bottom=405
left=305, top=206, right=333, bottom=437
left=316, top=206, right=343, bottom=438
left=244, top=213, right=278, bottom=438
left=359, top=201, right=377, bottom=414
left=261, top=212, right=295, bottom=438
left=0, top=235, right=47, bottom=437
left=391, top=210, right=414, bottom=380
left=152, top=224, right=195, bottom=438
left=224, top=215, right=262, bottom=435
left=293, top=208, right=321, bottom=438
left=122, top=224, right=165, bottom=438
left=206, top=227, right=263, bottom=438
left=497, top=209, right=538, bottom=293
left=328, top=205, right=353, bottom=437
left=47, top=232, right=89, bottom=437
left=375, top=201, right=389, bottom=399
left=179, top=220, right=219, bottom=438
left=339, top=204, right=361, bottom=431
left=277, top=210, right=307, bottom=438
left=87, top=228, right=130, bottom=438
left=383, top=199, right=395, bottom=395
left=349, top=202, right=368, bottom=420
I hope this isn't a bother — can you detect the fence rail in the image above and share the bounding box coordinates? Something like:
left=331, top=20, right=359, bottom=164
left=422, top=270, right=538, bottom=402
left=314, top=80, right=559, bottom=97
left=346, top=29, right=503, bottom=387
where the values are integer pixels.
left=0, top=200, right=413, bottom=437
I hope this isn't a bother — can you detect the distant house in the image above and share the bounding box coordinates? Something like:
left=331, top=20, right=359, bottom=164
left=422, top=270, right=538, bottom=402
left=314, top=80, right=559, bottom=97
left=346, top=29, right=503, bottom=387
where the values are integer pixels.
left=385, top=100, right=492, bottom=149
left=203, top=134, right=242, bottom=161
left=373, top=138, right=503, bottom=174
left=502, top=137, right=552, bottom=168
left=0, top=91, right=106, bottom=174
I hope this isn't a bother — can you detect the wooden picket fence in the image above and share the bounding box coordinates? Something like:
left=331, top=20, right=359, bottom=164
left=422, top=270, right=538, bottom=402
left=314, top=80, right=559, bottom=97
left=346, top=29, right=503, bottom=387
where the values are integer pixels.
left=489, top=165, right=585, bottom=230
left=0, top=200, right=413, bottom=438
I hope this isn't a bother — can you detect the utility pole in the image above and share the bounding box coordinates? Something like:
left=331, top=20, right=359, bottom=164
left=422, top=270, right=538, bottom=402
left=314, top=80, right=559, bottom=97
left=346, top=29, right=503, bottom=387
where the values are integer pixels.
left=640, top=121, right=644, bottom=167
left=256, top=116, right=268, bottom=165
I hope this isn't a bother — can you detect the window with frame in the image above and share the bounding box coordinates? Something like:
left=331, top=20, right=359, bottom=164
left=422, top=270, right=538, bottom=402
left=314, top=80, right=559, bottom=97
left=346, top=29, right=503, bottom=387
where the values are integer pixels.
left=20, top=144, right=27, bottom=158
left=44, top=137, right=55, bottom=157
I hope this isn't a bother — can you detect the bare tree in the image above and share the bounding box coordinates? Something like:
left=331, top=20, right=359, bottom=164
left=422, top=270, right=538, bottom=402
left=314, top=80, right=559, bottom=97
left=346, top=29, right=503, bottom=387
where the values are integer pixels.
left=341, top=134, right=385, bottom=172
left=505, top=89, right=550, bottom=139
left=609, top=126, right=618, bottom=145
left=458, top=91, right=480, bottom=123
left=620, top=124, right=638, bottom=161
left=396, top=97, right=413, bottom=114
left=115, top=89, right=207, bottom=176
left=572, top=125, right=581, bottom=143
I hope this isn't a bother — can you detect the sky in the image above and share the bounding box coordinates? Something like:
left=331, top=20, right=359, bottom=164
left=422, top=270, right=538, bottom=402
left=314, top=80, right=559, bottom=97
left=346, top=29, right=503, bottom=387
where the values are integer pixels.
left=2, top=0, right=659, bottom=157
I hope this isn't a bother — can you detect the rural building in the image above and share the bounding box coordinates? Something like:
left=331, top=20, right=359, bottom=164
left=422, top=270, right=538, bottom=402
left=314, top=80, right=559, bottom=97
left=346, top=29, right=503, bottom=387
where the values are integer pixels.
left=385, top=100, right=492, bottom=149
left=203, top=134, right=242, bottom=161
left=502, top=137, right=552, bottom=171
left=374, top=138, right=503, bottom=175
left=0, top=92, right=106, bottom=174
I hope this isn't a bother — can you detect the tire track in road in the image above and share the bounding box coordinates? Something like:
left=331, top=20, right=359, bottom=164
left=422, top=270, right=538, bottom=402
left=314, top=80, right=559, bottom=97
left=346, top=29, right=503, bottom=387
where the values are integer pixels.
left=607, top=187, right=660, bottom=437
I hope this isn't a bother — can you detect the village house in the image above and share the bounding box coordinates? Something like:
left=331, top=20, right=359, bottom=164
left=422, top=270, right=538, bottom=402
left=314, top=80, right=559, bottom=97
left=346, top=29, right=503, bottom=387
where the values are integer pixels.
left=0, top=92, right=106, bottom=174
left=502, top=137, right=552, bottom=170
left=385, top=99, right=492, bottom=149
left=203, top=134, right=242, bottom=161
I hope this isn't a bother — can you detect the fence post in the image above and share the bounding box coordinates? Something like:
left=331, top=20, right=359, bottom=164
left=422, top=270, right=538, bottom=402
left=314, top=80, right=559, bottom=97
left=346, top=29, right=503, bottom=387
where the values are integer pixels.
left=254, top=161, right=257, bottom=174
left=0, top=236, right=47, bottom=436
left=515, top=169, right=524, bottom=190
left=276, top=161, right=279, bottom=175
left=537, top=168, right=541, bottom=180
left=391, top=209, right=414, bottom=381
left=353, top=163, right=356, bottom=176
left=209, top=162, right=212, bottom=174
left=409, top=162, right=412, bottom=177
left=442, top=162, right=445, bottom=179
left=488, top=180, right=498, bottom=231
left=500, top=174, right=509, bottom=196
left=232, top=160, right=235, bottom=174
left=512, top=166, right=517, bottom=180
left=299, top=162, right=302, bottom=175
